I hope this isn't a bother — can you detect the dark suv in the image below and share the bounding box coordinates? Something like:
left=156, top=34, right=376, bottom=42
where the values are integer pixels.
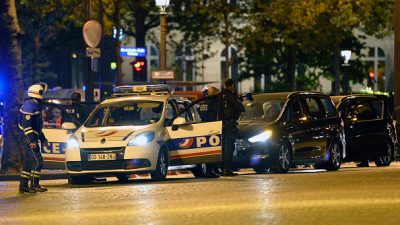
left=233, top=92, right=345, bottom=173
left=332, top=95, right=398, bottom=166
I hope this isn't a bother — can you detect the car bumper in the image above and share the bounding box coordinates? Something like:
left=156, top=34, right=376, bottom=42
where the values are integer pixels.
left=232, top=139, right=278, bottom=168
left=66, top=141, right=161, bottom=174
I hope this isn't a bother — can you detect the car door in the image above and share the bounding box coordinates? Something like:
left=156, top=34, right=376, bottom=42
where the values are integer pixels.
left=41, top=103, right=80, bottom=168
left=297, top=97, right=330, bottom=160
left=166, top=98, right=223, bottom=166
left=344, top=99, right=386, bottom=159
left=283, top=97, right=313, bottom=161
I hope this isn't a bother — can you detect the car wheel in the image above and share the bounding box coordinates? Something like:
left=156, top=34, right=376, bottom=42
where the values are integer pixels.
left=374, top=140, right=392, bottom=167
left=116, top=174, right=130, bottom=182
left=253, top=167, right=269, bottom=174
left=150, top=149, right=168, bottom=181
left=191, top=164, right=207, bottom=178
left=271, top=143, right=291, bottom=173
left=324, top=141, right=342, bottom=171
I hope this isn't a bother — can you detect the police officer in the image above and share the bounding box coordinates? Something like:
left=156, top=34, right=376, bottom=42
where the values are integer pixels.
left=65, top=92, right=87, bottom=125
left=221, top=78, right=244, bottom=176
left=18, top=83, right=49, bottom=193
left=198, top=86, right=221, bottom=178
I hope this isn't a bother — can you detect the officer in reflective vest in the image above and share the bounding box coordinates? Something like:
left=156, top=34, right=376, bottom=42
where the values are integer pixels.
left=18, top=82, right=49, bottom=193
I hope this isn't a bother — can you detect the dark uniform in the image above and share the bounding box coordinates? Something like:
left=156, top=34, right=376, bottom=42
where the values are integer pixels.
left=221, top=88, right=245, bottom=173
left=65, top=103, right=87, bottom=124
left=18, top=99, right=47, bottom=193
left=198, top=96, right=220, bottom=122
left=198, top=95, right=221, bottom=177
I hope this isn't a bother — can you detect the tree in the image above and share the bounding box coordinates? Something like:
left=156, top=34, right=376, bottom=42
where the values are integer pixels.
left=171, top=0, right=254, bottom=86
left=0, top=0, right=24, bottom=172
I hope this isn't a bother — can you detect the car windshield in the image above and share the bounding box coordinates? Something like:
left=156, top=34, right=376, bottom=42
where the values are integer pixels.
left=240, top=99, right=285, bottom=122
left=85, top=101, right=164, bottom=127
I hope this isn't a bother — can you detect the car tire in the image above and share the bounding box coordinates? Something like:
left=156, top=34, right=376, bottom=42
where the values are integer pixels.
left=253, top=167, right=269, bottom=174
left=374, top=140, right=393, bottom=167
left=116, top=174, right=130, bottom=182
left=271, top=142, right=291, bottom=173
left=323, top=141, right=342, bottom=171
left=150, top=149, right=168, bottom=181
left=191, top=164, right=207, bottom=178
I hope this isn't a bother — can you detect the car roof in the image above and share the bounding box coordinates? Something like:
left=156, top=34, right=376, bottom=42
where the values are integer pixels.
left=252, top=91, right=328, bottom=101
left=100, top=95, right=169, bottom=105
left=331, top=95, right=381, bottom=106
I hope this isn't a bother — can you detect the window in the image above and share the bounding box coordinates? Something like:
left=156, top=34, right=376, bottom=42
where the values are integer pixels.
left=320, top=98, right=337, bottom=118
left=348, top=101, right=382, bottom=121
left=366, top=46, right=386, bottom=91
left=289, top=100, right=303, bottom=120
left=42, top=104, right=78, bottom=129
left=85, top=101, right=164, bottom=127
left=304, top=98, right=325, bottom=120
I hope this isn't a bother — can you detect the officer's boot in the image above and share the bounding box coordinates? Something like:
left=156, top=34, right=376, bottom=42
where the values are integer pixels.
left=19, top=173, right=36, bottom=194
left=32, top=172, right=48, bottom=192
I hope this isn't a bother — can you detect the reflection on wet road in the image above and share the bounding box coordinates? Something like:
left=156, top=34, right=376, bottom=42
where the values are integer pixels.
left=1, top=163, right=400, bottom=225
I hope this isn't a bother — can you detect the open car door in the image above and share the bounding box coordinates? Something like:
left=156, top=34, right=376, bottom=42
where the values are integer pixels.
left=41, top=103, right=81, bottom=168
left=166, top=97, right=223, bottom=166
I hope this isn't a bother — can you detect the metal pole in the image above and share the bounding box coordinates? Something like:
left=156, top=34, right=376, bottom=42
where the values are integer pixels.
left=85, top=0, right=94, bottom=102
left=160, top=11, right=167, bottom=71
left=395, top=0, right=400, bottom=107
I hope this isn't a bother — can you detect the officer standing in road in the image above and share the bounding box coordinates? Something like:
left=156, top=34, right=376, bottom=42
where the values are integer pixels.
left=18, top=82, right=49, bottom=193
left=221, top=78, right=244, bottom=176
left=198, top=86, right=221, bottom=178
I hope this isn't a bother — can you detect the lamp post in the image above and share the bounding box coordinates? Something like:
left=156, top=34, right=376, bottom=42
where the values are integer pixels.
left=156, top=0, right=170, bottom=71
left=341, top=50, right=352, bottom=94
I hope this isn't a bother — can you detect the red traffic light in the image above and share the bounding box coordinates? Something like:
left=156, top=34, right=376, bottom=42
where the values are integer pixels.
left=133, top=60, right=145, bottom=72
left=369, top=71, right=375, bottom=79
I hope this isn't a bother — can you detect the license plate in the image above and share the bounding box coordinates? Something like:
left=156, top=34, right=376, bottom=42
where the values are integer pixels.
left=89, top=153, right=116, bottom=161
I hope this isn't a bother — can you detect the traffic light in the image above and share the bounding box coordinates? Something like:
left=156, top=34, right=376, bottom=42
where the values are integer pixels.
left=132, top=58, right=147, bottom=82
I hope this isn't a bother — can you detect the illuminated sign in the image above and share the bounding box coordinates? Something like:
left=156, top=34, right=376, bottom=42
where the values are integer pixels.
left=120, top=47, right=146, bottom=57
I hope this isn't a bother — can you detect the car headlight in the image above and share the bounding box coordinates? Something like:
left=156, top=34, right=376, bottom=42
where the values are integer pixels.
left=248, top=130, right=272, bottom=143
left=128, top=132, right=155, bottom=146
left=67, top=136, right=80, bottom=150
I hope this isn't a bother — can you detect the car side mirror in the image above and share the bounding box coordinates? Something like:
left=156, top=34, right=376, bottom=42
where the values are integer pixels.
left=172, top=117, right=186, bottom=131
left=61, top=122, right=77, bottom=130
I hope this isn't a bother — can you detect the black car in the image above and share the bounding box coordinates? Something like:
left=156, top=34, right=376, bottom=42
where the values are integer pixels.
left=331, top=95, right=398, bottom=166
left=233, top=92, right=345, bottom=173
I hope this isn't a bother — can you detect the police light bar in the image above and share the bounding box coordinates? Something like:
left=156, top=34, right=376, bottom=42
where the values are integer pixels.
left=113, top=84, right=170, bottom=96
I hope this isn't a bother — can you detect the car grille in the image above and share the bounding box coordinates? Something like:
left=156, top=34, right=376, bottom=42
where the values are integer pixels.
left=81, top=160, right=124, bottom=170
left=81, top=147, right=124, bottom=152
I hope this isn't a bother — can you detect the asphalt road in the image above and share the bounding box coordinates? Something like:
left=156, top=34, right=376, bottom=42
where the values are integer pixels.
left=1, top=163, right=400, bottom=225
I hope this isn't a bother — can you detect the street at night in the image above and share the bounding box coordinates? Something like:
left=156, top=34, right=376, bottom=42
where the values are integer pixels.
left=1, top=163, right=400, bottom=225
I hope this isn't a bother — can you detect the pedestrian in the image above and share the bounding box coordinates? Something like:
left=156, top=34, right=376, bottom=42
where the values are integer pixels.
left=221, top=78, right=245, bottom=176
left=18, top=82, right=49, bottom=193
left=198, top=86, right=221, bottom=178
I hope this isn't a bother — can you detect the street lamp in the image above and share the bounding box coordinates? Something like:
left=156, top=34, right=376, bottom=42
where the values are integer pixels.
left=156, top=0, right=170, bottom=71
left=341, top=50, right=352, bottom=94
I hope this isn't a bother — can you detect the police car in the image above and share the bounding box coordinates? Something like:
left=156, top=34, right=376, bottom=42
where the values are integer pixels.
left=65, top=85, right=222, bottom=184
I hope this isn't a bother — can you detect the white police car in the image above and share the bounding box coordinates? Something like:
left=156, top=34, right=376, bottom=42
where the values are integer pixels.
left=65, top=85, right=222, bottom=184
